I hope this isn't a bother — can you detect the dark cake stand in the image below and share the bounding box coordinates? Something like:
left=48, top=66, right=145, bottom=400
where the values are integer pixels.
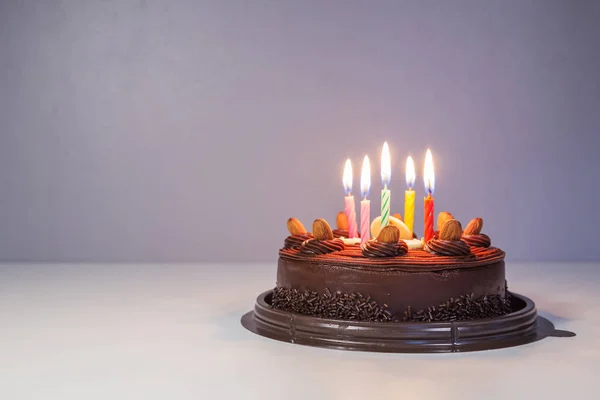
left=241, top=290, right=570, bottom=353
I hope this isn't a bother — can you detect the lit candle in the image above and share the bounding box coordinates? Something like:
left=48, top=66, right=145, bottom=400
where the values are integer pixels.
left=423, top=149, right=435, bottom=242
left=380, top=142, right=391, bottom=228
left=404, top=156, right=416, bottom=234
left=343, top=159, right=358, bottom=238
left=360, top=155, right=371, bottom=247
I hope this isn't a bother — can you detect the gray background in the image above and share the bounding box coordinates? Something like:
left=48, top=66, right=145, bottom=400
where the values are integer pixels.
left=1, top=0, right=599, bottom=262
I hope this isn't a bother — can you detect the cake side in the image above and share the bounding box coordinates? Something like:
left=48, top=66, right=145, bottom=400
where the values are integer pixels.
left=275, top=246, right=506, bottom=321
left=272, top=215, right=510, bottom=322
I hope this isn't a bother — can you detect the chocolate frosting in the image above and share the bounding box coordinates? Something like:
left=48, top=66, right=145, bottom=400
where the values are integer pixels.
left=333, top=229, right=349, bottom=238
left=280, top=243, right=503, bottom=272
left=277, top=247, right=506, bottom=319
left=284, top=234, right=313, bottom=249
left=300, top=238, right=345, bottom=255
left=462, top=234, right=491, bottom=248
left=425, top=239, right=472, bottom=256
left=362, top=240, right=408, bottom=257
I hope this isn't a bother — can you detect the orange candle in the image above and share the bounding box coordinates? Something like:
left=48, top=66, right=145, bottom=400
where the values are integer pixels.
left=423, top=149, right=435, bottom=242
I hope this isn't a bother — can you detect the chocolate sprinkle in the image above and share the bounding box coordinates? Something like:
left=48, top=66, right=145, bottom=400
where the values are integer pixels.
left=403, top=292, right=512, bottom=322
left=271, top=287, right=393, bottom=322
left=271, top=286, right=512, bottom=323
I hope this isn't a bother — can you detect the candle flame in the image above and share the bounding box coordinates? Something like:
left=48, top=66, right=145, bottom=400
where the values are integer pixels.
left=381, top=141, right=391, bottom=187
left=361, top=155, right=371, bottom=198
left=343, top=159, right=353, bottom=195
left=423, top=149, right=435, bottom=195
left=406, top=156, right=415, bottom=189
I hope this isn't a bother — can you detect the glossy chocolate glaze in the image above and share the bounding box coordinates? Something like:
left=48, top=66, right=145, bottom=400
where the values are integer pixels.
left=277, top=245, right=506, bottom=319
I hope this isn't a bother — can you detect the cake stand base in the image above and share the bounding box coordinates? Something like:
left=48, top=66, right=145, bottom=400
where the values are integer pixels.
left=241, top=290, right=568, bottom=353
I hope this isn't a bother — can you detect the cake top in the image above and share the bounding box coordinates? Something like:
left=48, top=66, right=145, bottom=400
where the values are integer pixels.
left=280, top=212, right=503, bottom=272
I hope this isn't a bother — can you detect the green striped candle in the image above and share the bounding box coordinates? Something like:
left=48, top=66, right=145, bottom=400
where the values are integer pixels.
left=380, top=141, right=391, bottom=228
left=381, top=186, right=390, bottom=228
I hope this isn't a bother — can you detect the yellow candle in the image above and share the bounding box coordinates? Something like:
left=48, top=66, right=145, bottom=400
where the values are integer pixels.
left=404, top=156, right=416, bottom=234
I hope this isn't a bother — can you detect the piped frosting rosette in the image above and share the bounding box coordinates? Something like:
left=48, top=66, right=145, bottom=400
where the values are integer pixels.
left=333, top=229, right=349, bottom=239
left=362, top=240, right=408, bottom=257
left=425, top=219, right=472, bottom=257
left=432, top=211, right=454, bottom=240
left=424, top=239, right=471, bottom=256
left=461, top=234, right=491, bottom=248
left=333, top=211, right=356, bottom=239
left=362, top=225, right=408, bottom=257
left=284, top=233, right=313, bottom=249
left=285, top=217, right=346, bottom=255
left=300, top=238, right=345, bottom=254
left=461, top=217, right=491, bottom=248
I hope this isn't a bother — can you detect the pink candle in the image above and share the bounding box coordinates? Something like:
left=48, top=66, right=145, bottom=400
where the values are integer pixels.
left=345, top=196, right=358, bottom=238
left=343, top=159, right=358, bottom=238
left=360, top=155, right=371, bottom=246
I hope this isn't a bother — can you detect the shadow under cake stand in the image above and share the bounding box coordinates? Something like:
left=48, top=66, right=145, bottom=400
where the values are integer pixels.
left=241, top=290, right=572, bottom=353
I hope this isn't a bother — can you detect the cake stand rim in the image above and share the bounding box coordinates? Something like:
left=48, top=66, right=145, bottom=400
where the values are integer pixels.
left=240, top=290, right=556, bottom=353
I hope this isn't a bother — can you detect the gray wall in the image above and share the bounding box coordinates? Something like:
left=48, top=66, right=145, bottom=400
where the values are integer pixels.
left=1, top=0, right=599, bottom=262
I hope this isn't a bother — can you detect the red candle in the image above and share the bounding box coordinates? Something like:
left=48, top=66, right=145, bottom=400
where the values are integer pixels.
left=424, top=194, right=434, bottom=242
left=423, top=149, right=435, bottom=242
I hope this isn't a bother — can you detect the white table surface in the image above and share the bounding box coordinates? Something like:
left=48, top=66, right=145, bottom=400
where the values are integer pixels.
left=0, top=262, right=597, bottom=400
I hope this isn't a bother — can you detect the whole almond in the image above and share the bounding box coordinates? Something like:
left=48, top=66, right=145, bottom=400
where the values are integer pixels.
left=377, top=225, right=400, bottom=244
left=286, top=218, right=307, bottom=235
left=439, top=220, right=463, bottom=241
left=463, top=217, right=483, bottom=235
left=392, top=213, right=403, bottom=221
left=336, top=211, right=349, bottom=230
left=437, top=211, right=454, bottom=232
left=313, top=218, right=334, bottom=240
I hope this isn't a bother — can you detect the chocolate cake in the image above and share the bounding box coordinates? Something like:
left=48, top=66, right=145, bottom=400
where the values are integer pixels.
left=273, top=214, right=510, bottom=323
left=243, top=147, right=563, bottom=352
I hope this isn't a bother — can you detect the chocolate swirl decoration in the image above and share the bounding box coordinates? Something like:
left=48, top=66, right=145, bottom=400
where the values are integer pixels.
left=362, top=240, right=409, bottom=258
left=284, top=234, right=313, bottom=249
left=333, top=229, right=349, bottom=238
left=462, top=234, right=491, bottom=248
left=300, top=238, right=345, bottom=255
left=425, top=239, right=471, bottom=256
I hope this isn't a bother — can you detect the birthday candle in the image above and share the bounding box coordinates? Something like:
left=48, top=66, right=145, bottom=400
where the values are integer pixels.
left=360, top=155, right=371, bottom=247
left=343, top=159, right=358, bottom=238
left=423, top=149, right=435, bottom=242
left=404, top=156, right=416, bottom=234
left=380, top=142, right=391, bottom=228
